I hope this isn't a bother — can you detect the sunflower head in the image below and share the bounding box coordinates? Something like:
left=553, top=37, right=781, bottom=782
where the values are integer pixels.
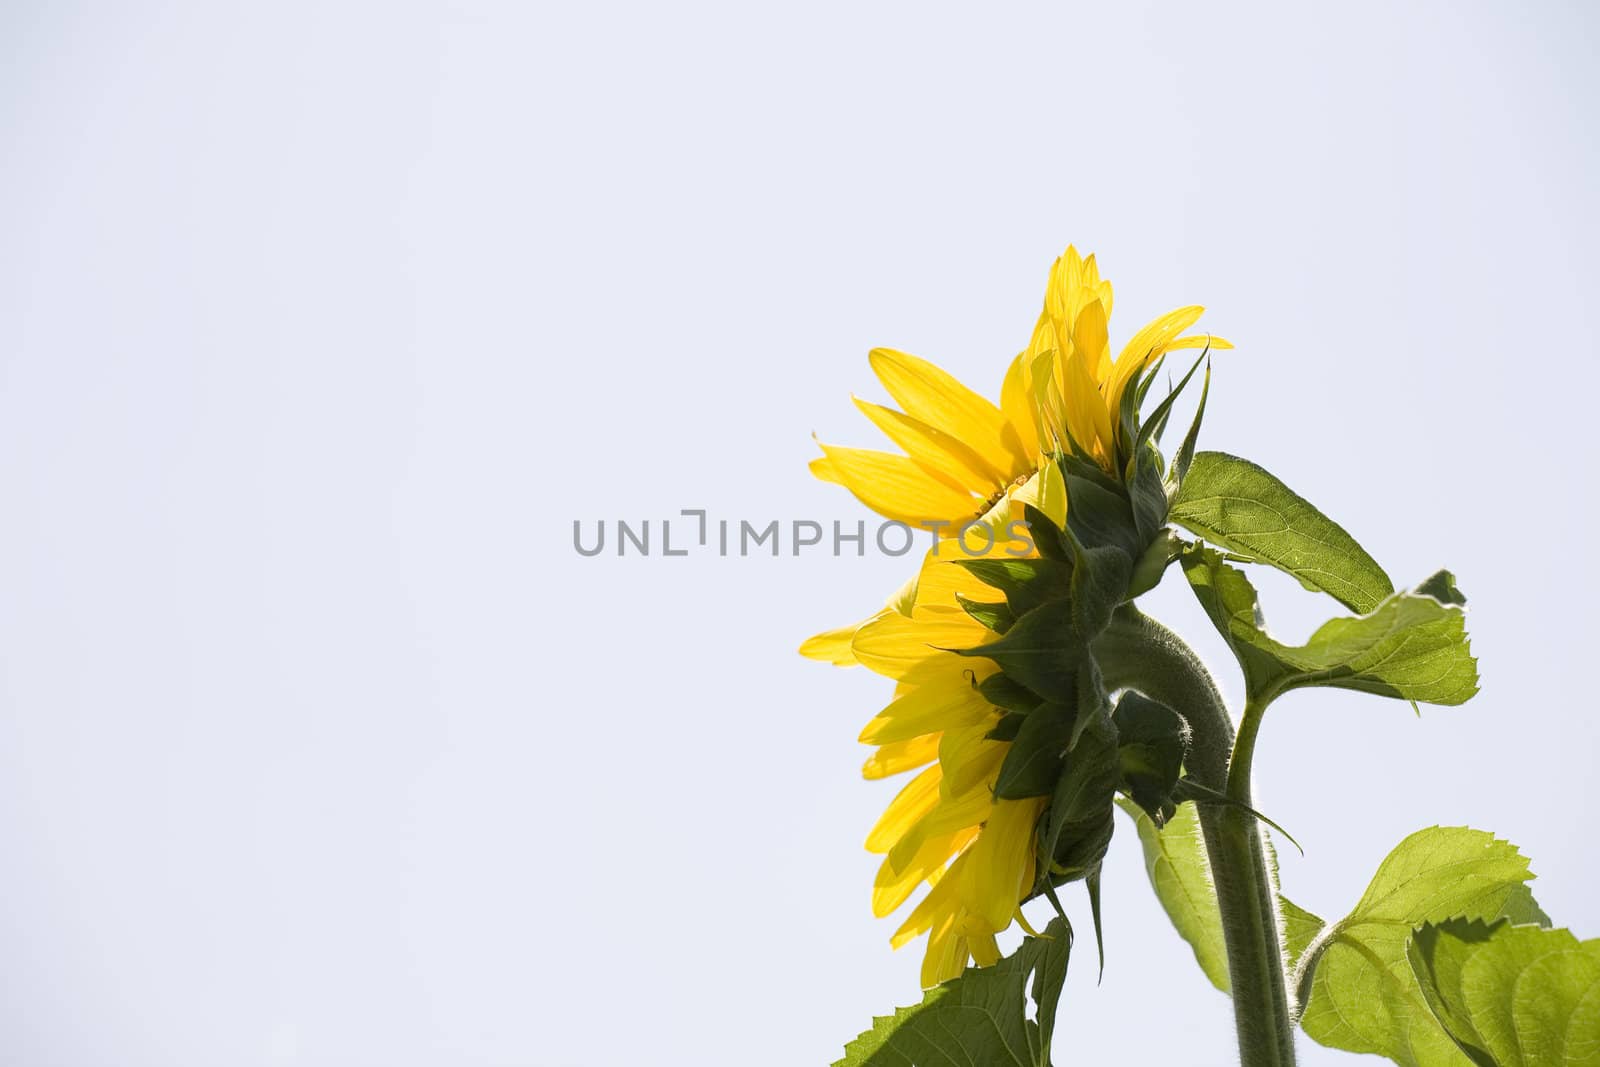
left=804, top=247, right=1225, bottom=985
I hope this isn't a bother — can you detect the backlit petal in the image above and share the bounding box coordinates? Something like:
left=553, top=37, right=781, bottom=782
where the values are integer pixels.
left=814, top=441, right=979, bottom=527
left=852, top=397, right=1007, bottom=495
left=868, top=348, right=1017, bottom=478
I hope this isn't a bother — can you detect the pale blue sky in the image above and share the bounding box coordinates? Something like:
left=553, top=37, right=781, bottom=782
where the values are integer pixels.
left=2, top=3, right=1597, bottom=1064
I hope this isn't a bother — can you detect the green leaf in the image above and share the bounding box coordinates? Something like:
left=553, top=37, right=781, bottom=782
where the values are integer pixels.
left=835, top=918, right=1072, bottom=1067
left=1116, top=798, right=1232, bottom=994
left=1182, top=545, right=1479, bottom=707
left=1119, top=797, right=1310, bottom=998
left=1170, top=451, right=1394, bottom=613
left=1408, top=919, right=1600, bottom=1067
left=1282, top=897, right=1326, bottom=975
left=1293, top=827, right=1546, bottom=1067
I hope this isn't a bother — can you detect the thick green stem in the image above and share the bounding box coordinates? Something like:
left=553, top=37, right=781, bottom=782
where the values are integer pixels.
left=1095, top=608, right=1296, bottom=1067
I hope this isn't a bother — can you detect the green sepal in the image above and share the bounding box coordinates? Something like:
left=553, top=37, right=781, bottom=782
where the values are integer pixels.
left=1125, top=440, right=1169, bottom=544
left=834, top=918, right=1073, bottom=1067
left=1033, top=717, right=1120, bottom=890
left=1022, top=503, right=1074, bottom=563
left=1126, top=528, right=1182, bottom=599
left=987, top=711, right=1027, bottom=743
left=1169, top=778, right=1303, bottom=855
left=1111, top=691, right=1191, bottom=824
left=994, top=700, right=1078, bottom=800
left=955, top=557, right=1075, bottom=619
left=1066, top=538, right=1135, bottom=643
left=976, top=672, right=1043, bottom=713
left=1134, top=353, right=1168, bottom=409
left=1116, top=362, right=1144, bottom=469
left=1070, top=657, right=1111, bottom=749
left=1169, top=359, right=1211, bottom=487
left=1063, top=471, right=1143, bottom=562
left=956, top=599, right=1083, bottom=701
left=956, top=593, right=1015, bottom=634
left=1085, top=867, right=1106, bottom=981
left=1055, top=451, right=1124, bottom=498
left=1135, top=352, right=1207, bottom=456
left=1048, top=810, right=1115, bottom=886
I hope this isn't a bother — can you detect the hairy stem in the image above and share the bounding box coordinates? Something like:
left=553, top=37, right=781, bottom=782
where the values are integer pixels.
left=1095, top=607, right=1296, bottom=1067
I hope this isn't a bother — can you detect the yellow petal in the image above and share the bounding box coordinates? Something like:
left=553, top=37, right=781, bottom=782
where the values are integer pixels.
left=814, top=441, right=979, bottom=527
left=907, top=547, right=1008, bottom=614
left=998, top=352, right=1040, bottom=468
left=885, top=572, right=920, bottom=617
left=1167, top=332, right=1233, bottom=351
left=872, top=827, right=977, bottom=917
left=881, top=778, right=994, bottom=870
left=937, top=720, right=1007, bottom=798
left=862, top=735, right=940, bottom=779
left=1009, top=463, right=1068, bottom=531
left=1058, top=346, right=1114, bottom=461
left=799, top=622, right=863, bottom=666
left=851, top=610, right=991, bottom=682
left=868, top=349, right=1017, bottom=479
left=852, top=397, right=1007, bottom=495
left=966, top=926, right=1000, bottom=968
left=909, top=782, right=993, bottom=840
left=859, top=681, right=992, bottom=745
left=891, top=857, right=963, bottom=948
left=1069, top=297, right=1111, bottom=384
left=865, top=764, right=942, bottom=852
left=921, top=911, right=969, bottom=987
left=963, top=796, right=1047, bottom=932
left=808, top=455, right=841, bottom=484
left=1105, top=305, right=1206, bottom=418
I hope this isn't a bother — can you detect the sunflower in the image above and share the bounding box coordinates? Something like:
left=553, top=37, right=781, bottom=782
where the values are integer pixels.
left=803, top=246, right=1230, bottom=984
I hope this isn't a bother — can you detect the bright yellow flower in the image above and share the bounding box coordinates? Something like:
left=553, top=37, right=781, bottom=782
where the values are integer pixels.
left=1015, top=246, right=1231, bottom=469
left=802, top=245, right=1230, bottom=985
